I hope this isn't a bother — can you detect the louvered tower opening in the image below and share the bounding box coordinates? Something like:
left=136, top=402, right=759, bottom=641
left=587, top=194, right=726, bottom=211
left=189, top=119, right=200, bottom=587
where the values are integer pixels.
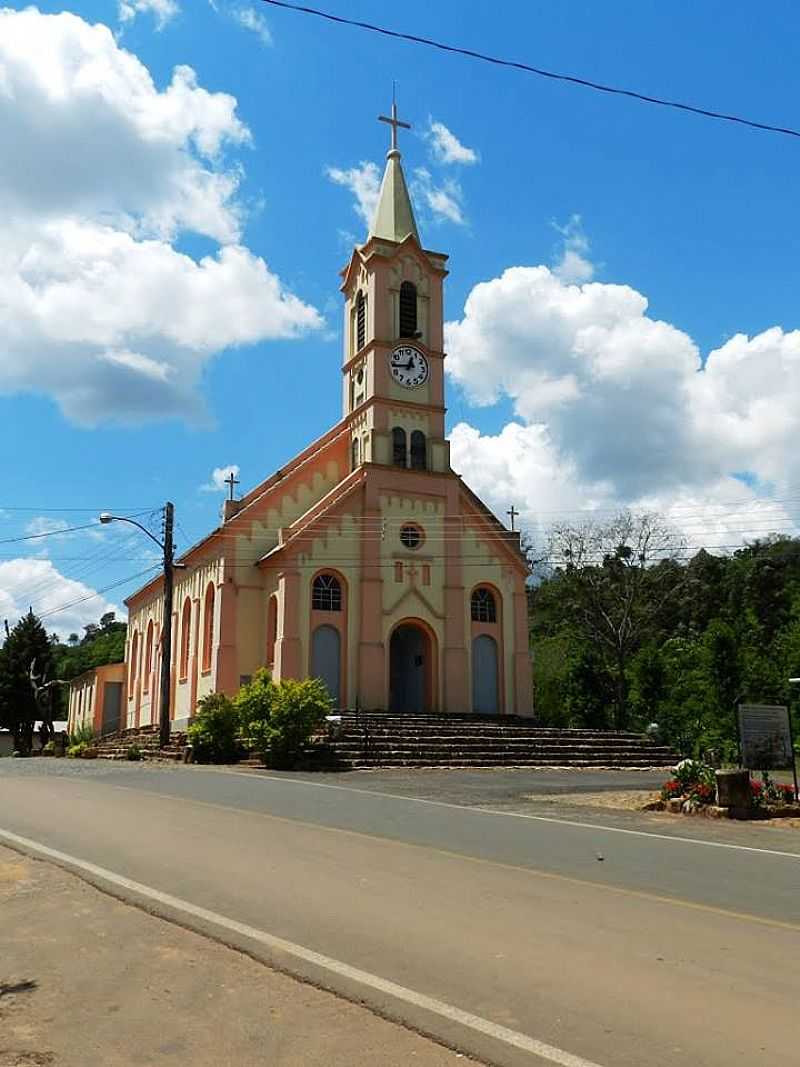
left=398, top=281, right=417, bottom=338
left=356, top=290, right=366, bottom=351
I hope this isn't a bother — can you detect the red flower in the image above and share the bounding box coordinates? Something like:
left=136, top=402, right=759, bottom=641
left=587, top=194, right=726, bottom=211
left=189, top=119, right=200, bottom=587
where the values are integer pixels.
left=749, top=780, right=763, bottom=794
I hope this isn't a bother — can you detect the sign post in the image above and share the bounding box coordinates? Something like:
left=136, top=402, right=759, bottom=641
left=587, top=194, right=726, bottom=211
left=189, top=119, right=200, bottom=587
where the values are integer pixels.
left=737, top=703, right=799, bottom=800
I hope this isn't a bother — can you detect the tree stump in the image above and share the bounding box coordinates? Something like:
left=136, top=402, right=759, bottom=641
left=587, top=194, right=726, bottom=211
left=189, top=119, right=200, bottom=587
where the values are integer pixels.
left=715, top=769, right=752, bottom=819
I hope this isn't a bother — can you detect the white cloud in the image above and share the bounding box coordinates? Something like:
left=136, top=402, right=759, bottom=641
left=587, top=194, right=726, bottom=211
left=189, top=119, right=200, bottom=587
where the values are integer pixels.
left=0, top=8, right=321, bottom=425
left=202, top=464, right=241, bottom=493
left=22, top=516, right=106, bottom=552
left=24, top=517, right=72, bottom=541
left=326, top=162, right=381, bottom=229
left=119, top=0, right=180, bottom=29
left=412, top=168, right=465, bottom=226
left=552, top=215, right=594, bottom=285
left=427, top=120, right=478, bottom=165
left=2, top=220, right=321, bottom=425
left=0, top=559, right=122, bottom=641
left=446, top=260, right=800, bottom=548
left=231, top=5, right=272, bottom=45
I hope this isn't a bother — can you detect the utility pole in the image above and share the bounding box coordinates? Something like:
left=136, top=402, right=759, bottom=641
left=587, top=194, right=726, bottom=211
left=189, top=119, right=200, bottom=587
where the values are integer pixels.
left=159, top=502, right=175, bottom=751
left=100, top=502, right=177, bottom=751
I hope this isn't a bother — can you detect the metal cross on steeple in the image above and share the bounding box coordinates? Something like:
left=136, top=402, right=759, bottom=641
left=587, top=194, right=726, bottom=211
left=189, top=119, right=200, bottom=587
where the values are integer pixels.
left=507, top=505, right=519, bottom=532
left=378, top=94, right=411, bottom=153
left=224, top=470, right=240, bottom=502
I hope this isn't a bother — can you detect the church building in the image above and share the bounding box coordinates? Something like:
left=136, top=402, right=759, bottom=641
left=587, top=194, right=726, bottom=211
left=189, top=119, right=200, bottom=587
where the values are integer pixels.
left=124, top=105, right=532, bottom=732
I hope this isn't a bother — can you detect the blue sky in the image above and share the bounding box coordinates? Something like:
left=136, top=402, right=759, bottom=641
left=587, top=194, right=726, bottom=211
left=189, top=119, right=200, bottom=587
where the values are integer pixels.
left=4, top=0, right=800, bottom=635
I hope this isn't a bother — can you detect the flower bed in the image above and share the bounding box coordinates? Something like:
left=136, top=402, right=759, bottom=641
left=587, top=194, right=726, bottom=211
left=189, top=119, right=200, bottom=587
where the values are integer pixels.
left=658, top=761, right=800, bottom=819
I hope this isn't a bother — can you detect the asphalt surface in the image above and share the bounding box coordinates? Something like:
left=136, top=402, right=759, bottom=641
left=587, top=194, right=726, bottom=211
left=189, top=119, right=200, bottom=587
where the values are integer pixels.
left=1, top=843, right=472, bottom=1067
left=1, top=759, right=799, bottom=1067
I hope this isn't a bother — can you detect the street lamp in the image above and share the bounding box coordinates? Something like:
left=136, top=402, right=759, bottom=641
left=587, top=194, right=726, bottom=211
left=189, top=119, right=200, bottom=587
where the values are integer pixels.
left=100, top=504, right=175, bottom=750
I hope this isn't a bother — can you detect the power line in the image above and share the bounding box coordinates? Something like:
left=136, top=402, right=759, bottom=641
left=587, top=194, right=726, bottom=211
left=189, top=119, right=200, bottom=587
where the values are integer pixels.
left=0, top=521, right=101, bottom=545
left=0, top=506, right=158, bottom=515
left=36, top=566, right=161, bottom=623
left=19, top=532, right=148, bottom=610
left=259, top=0, right=800, bottom=140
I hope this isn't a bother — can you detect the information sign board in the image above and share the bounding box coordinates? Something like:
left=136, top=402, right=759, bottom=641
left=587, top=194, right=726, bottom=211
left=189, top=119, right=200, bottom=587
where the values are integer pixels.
left=737, top=704, right=794, bottom=770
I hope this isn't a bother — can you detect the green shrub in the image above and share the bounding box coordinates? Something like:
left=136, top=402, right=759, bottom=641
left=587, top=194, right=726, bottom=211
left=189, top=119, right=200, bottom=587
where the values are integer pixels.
left=270, top=678, right=333, bottom=761
left=187, top=692, right=242, bottom=764
left=67, top=741, right=89, bottom=758
left=42, top=740, right=55, bottom=756
left=126, top=744, right=144, bottom=761
left=672, top=758, right=715, bottom=792
left=69, top=721, right=96, bottom=746
left=236, top=675, right=332, bottom=767
left=234, top=669, right=277, bottom=755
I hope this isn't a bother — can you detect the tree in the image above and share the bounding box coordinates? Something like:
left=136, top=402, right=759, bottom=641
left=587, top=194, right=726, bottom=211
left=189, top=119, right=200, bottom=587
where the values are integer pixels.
left=0, top=610, right=54, bottom=753
left=546, top=511, right=686, bottom=728
left=629, top=642, right=667, bottom=726
left=657, top=637, right=713, bottom=755
left=53, top=615, right=127, bottom=684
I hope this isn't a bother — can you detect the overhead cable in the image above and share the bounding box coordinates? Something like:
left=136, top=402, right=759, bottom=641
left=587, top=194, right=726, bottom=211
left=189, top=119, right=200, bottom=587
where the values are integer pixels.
left=259, top=0, right=800, bottom=140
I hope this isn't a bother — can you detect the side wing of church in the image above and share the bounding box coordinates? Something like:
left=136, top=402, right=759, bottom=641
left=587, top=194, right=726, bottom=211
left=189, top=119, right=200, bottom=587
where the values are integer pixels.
left=125, top=109, right=532, bottom=731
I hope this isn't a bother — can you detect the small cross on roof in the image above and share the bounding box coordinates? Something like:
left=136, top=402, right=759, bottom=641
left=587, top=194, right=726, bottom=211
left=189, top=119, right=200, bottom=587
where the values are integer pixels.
left=224, top=470, right=240, bottom=502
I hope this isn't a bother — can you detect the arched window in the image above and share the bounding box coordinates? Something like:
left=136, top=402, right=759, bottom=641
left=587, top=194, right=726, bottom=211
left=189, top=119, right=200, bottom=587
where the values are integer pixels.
left=356, top=290, right=366, bottom=351
left=471, top=587, right=497, bottom=623
left=410, top=430, right=427, bottom=470
left=129, top=630, right=139, bottom=696
left=143, top=621, right=153, bottom=693
left=399, top=281, right=418, bottom=338
left=202, top=582, right=215, bottom=673
left=267, top=594, right=278, bottom=666
left=180, top=597, right=192, bottom=679
left=392, top=426, right=407, bottom=467
left=351, top=437, right=360, bottom=471
left=312, top=573, right=342, bottom=612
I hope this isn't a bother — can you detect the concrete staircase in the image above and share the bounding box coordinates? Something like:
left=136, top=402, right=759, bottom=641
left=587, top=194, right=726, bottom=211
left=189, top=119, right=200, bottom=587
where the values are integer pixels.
left=94, top=724, right=187, bottom=762
left=322, top=712, right=678, bottom=769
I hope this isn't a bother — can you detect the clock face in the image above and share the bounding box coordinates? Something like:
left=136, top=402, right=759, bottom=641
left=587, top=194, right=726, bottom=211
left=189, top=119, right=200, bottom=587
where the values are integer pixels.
left=389, top=345, right=429, bottom=389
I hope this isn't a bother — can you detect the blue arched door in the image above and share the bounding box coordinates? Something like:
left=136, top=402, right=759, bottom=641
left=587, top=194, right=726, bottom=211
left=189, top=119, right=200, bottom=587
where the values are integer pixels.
left=390, top=624, right=430, bottom=712
left=311, top=625, right=341, bottom=707
left=472, top=635, right=499, bottom=714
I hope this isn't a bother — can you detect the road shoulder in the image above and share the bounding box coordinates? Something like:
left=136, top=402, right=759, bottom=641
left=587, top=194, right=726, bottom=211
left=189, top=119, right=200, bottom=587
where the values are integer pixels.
left=0, top=844, right=474, bottom=1067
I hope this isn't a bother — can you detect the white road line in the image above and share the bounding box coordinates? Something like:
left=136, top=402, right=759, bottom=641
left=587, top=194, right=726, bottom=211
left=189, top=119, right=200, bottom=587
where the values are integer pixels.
left=218, top=769, right=800, bottom=861
left=0, top=826, right=604, bottom=1067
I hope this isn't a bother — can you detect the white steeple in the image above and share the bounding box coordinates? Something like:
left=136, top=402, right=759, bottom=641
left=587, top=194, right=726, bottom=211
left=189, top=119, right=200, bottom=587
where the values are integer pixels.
left=368, top=98, right=420, bottom=244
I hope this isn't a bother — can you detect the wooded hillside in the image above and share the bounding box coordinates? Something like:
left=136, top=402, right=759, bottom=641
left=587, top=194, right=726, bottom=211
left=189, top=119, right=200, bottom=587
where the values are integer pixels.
left=529, top=513, right=800, bottom=758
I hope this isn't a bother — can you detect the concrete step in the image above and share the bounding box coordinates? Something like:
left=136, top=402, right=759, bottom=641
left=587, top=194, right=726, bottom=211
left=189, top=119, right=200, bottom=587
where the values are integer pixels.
left=335, top=728, right=656, bottom=743
left=323, top=717, right=679, bottom=769
left=331, top=732, right=672, bottom=748
left=93, top=726, right=187, bottom=761
left=345, top=759, right=673, bottom=769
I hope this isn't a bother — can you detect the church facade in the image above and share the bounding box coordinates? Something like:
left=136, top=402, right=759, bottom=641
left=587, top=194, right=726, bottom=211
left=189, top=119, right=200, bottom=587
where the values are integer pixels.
left=124, top=109, right=532, bottom=731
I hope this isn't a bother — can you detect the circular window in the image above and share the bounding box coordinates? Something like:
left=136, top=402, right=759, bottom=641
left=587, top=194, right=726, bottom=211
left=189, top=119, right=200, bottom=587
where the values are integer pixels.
left=400, top=524, right=423, bottom=550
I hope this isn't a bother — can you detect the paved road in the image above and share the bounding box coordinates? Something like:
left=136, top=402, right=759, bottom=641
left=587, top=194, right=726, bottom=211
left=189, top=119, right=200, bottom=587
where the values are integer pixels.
left=1, top=843, right=468, bottom=1067
left=1, top=760, right=799, bottom=1067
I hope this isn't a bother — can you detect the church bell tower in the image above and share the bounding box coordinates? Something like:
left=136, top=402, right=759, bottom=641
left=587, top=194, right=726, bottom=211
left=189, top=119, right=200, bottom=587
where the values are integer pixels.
left=340, top=101, right=450, bottom=476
